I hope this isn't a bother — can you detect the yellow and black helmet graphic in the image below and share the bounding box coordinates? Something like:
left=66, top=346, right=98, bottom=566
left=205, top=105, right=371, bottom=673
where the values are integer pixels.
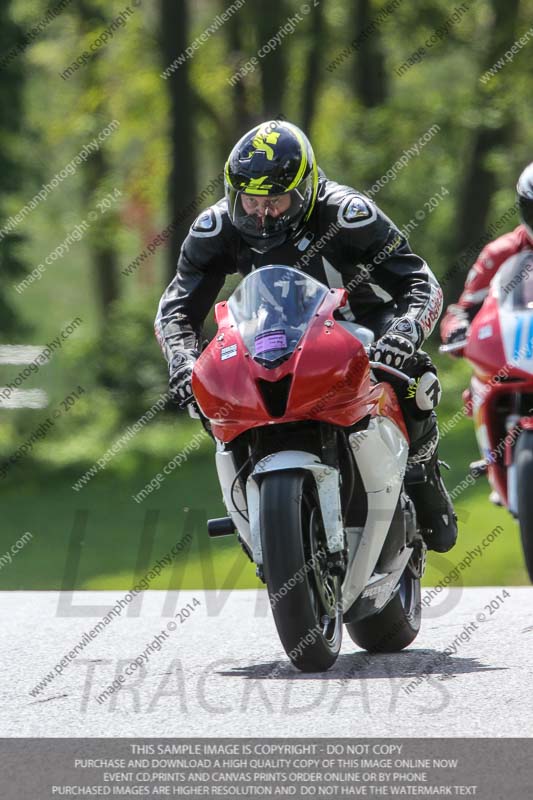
left=225, top=120, right=317, bottom=198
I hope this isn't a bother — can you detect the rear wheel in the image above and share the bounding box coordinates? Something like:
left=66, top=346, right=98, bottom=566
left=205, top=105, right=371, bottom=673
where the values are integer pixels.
left=516, top=430, right=533, bottom=583
left=345, top=567, right=421, bottom=652
left=260, top=471, right=342, bottom=672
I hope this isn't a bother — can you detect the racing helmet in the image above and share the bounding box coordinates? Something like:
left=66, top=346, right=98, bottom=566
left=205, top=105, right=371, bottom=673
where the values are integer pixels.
left=224, top=120, right=319, bottom=253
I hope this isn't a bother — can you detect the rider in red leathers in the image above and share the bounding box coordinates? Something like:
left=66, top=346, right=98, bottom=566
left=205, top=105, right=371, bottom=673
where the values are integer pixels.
left=441, top=163, right=533, bottom=347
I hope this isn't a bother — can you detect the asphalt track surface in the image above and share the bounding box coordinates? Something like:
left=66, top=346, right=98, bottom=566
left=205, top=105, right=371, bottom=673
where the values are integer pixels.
left=2, top=587, right=532, bottom=736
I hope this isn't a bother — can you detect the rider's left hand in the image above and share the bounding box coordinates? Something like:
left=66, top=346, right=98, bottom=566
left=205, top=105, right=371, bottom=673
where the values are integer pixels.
left=372, top=332, right=415, bottom=369
left=371, top=317, right=422, bottom=370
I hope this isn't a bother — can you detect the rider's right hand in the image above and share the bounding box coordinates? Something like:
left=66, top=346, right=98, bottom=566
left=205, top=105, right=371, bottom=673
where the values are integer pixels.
left=445, top=321, right=469, bottom=342
left=169, top=350, right=199, bottom=408
left=444, top=321, right=469, bottom=356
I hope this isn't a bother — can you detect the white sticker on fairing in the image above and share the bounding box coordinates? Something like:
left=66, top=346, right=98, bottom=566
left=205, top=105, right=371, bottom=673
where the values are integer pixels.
left=221, top=344, right=237, bottom=360
left=478, top=324, right=493, bottom=340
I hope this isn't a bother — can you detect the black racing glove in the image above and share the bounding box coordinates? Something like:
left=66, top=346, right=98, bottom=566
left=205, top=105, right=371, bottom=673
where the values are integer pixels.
left=168, top=350, right=199, bottom=408
left=445, top=320, right=470, bottom=345
left=371, top=317, right=423, bottom=370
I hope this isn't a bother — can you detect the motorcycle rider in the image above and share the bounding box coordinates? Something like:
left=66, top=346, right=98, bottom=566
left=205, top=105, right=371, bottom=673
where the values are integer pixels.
left=155, top=119, right=457, bottom=553
left=441, top=162, right=533, bottom=347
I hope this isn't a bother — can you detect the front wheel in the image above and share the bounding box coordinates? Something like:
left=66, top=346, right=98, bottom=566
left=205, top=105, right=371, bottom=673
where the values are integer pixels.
left=516, top=430, right=533, bottom=583
left=260, top=471, right=343, bottom=672
left=345, top=567, right=421, bottom=652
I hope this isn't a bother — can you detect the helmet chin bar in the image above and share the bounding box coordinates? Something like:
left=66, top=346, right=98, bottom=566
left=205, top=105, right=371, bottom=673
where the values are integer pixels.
left=232, top=188, right=309, bottom=250
left=242, top=229, right=290, bottom=253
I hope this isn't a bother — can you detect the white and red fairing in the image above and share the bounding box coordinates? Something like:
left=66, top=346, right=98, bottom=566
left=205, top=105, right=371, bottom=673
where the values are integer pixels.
left=464, top=252, right=533, bottom=504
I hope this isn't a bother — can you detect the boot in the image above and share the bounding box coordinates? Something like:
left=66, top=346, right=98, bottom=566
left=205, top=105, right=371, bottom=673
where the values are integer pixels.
left=406, top=432, right=458, bottom=553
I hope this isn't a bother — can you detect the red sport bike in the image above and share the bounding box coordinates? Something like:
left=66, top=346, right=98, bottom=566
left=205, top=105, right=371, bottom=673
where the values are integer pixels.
left=191, top=265, right=428, bottom=671
left=441, top=250, right=533, bottom=581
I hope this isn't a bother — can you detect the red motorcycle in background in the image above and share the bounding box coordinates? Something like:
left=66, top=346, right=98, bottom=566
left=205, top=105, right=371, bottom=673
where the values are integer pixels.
left=191, top=265, right=427, bottom=672
left=441, top=250, right=533, bottom=581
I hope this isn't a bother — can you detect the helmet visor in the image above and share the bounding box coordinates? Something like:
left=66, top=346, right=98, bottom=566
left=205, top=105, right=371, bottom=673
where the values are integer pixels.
left=226, top=173, right=314, bottom=245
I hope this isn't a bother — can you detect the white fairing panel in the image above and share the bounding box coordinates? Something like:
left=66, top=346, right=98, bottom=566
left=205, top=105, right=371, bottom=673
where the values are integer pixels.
left=246, top=450, right=344, bottom=565
left=341, top=417, right=409, bottom=612
left=215, top=448, right=253, bottom=552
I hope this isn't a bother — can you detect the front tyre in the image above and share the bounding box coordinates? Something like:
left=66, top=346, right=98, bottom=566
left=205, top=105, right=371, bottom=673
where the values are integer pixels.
left=260, top=471, right=342, bottom=672
left=345, top=568, right=421, bottom=652
left=515, top=430, right=533, bottom=583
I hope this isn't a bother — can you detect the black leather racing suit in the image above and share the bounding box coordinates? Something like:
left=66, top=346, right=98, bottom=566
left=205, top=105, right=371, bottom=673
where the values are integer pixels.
left=155, top=177, right=443, bottom=460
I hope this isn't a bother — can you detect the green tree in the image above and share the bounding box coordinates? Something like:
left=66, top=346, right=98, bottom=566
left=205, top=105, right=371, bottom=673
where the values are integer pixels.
left=161, top=0, right=198, bottom=283
left=0, top=0, right=29, bottom=338
left=449, top=0, right=521, bottom=299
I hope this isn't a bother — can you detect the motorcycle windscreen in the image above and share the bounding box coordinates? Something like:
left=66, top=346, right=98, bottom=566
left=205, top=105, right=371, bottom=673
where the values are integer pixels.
left=228, top=265, right=329, bottom=367
left=496, top=250, right=533, bottom=311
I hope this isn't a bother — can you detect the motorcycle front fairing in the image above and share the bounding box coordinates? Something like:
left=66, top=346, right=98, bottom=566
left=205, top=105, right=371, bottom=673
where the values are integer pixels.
left=465, top=253, right=533, bottom=504
left=192, top=266, right=407, bottom=443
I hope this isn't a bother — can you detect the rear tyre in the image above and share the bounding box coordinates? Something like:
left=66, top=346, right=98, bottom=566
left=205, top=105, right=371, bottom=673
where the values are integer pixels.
left=260, top=471, right=342, bottom=672
left=516, top=430, right=533, bottom=583
left=345, top=568, right=421, bottom=652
